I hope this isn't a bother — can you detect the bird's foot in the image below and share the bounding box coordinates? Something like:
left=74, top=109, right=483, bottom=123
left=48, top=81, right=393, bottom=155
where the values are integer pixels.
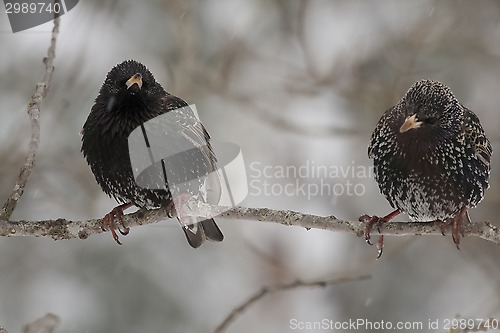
left=101, top=203, right=133, bottom=245
left=170, top=193, right=192, bottom=220
left=358, top=215, right=383, bottom=245
left=359, top=209, right=401, bottom=259
left=440, top=207, right=468, bottom=250
left=166, top=200, right=176, bottom=218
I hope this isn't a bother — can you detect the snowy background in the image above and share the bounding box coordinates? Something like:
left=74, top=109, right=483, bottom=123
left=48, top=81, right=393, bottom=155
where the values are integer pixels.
left=1, top=1, right=500, bottom=332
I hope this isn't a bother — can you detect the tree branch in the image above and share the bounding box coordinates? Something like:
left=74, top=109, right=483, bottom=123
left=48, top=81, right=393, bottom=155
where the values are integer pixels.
left=23, top=314, right=59, bottom=333
left=0, top=313, right=60, bottom=333
left=0, top=204, right=498, bottom=245
left=0, top=17, right=60, bottom=220
left=214, top=274, right=371, bottom=333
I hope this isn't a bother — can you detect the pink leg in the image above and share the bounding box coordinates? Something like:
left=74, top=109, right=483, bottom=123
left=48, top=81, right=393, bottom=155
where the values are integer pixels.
left=359, top=209, right=401, bottom=259
left=166, top=200, right=175, bottom=218
left=169, top=193, right=191, bottom=220
left=101, top=202, right=133, bottom=244
left=441, top=206, right=468, bottom=250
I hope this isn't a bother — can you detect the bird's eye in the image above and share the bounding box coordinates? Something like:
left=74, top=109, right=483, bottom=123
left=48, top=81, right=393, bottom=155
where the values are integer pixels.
left=423, top=117, right=437, bottom=125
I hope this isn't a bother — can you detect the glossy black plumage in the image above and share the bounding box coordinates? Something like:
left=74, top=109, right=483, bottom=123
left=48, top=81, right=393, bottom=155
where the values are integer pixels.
left=361, top=79, right=491, bottom=256
left=81, top=60, right=223, bottom=247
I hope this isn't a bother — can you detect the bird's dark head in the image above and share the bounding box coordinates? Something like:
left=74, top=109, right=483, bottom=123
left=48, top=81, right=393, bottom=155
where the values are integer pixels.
left=84, top=60, right=169, bottom=140
left=398, top=80, right=464, bottom=136
left=99, top=60, right=166, bottom=112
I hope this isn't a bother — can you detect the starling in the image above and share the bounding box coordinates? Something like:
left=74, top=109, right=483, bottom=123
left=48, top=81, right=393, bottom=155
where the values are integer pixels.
left=360, top=79, right=492, bottom=257
left=81, top=60, right=224, bottom=247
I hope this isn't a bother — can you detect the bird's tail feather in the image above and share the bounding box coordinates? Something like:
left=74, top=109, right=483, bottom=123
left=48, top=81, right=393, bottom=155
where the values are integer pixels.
left=180, top=217, right=223, bottom=248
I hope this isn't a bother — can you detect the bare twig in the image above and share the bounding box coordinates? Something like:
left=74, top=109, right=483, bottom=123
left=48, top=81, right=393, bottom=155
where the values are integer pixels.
left=214, top=274, right=371, bottom=333
left=0, top=17, right=60, bottom=220
left=23, top=313, right=59, bottom=333
left=0, top=204, right=498, bottom=246
left=297, top=0, right=319, bottom=80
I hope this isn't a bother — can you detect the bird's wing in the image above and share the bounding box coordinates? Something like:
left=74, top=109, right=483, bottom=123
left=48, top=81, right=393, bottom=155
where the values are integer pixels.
left=463, top=107, right=492, bottom=169
left=160, top=95, right=218, bottom=170
left=368, top=106, right=395, bottom=159
left=147, top=95, right=221, bottom=205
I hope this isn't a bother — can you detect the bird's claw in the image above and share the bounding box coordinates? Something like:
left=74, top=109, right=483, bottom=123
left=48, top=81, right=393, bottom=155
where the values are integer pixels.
left=376, top=235, right=384, bottom=259
left=440, top=219, right=459, bottom=248
left=440, top=223, right=447, bottom=237
left=166, top=194, right=190, bottom=219
left=100, top=203, right=132, bottom=245
left=359, top=209, right=401, bottom=258
left=118, top=224, right=130, bottom=236
left=441, top=207, right=468, bottom=250
left=166, top=200, right=176, bottom=218
left=359, top=214, right=385, bottom=248
left=452, top=217, right=462, bottom=250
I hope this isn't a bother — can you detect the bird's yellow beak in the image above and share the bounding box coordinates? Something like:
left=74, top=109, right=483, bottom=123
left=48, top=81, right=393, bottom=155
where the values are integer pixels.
left=126, top=73, right=143, bottom=90
left=399, top=114, right=422, bottom=133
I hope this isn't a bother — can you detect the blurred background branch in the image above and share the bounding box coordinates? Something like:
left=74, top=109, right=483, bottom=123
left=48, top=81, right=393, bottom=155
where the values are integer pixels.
left=0, top=17, right=59, bottom=220
left=214, top=274, right=371, bottom=333
left=23, top=314, right=59, bottom=333
left=1, top=313, right=59, bottom=333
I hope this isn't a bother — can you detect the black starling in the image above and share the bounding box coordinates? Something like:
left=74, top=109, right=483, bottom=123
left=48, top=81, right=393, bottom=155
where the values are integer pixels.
left=81, top=60, right=224, bottom=247
left=360, top=79, right=492, bottom=257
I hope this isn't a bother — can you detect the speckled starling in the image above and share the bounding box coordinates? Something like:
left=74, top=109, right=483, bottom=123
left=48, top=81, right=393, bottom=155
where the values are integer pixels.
left=360, top=79, right=492, bottom=257
left=81, top=60, right=224, bottom=247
